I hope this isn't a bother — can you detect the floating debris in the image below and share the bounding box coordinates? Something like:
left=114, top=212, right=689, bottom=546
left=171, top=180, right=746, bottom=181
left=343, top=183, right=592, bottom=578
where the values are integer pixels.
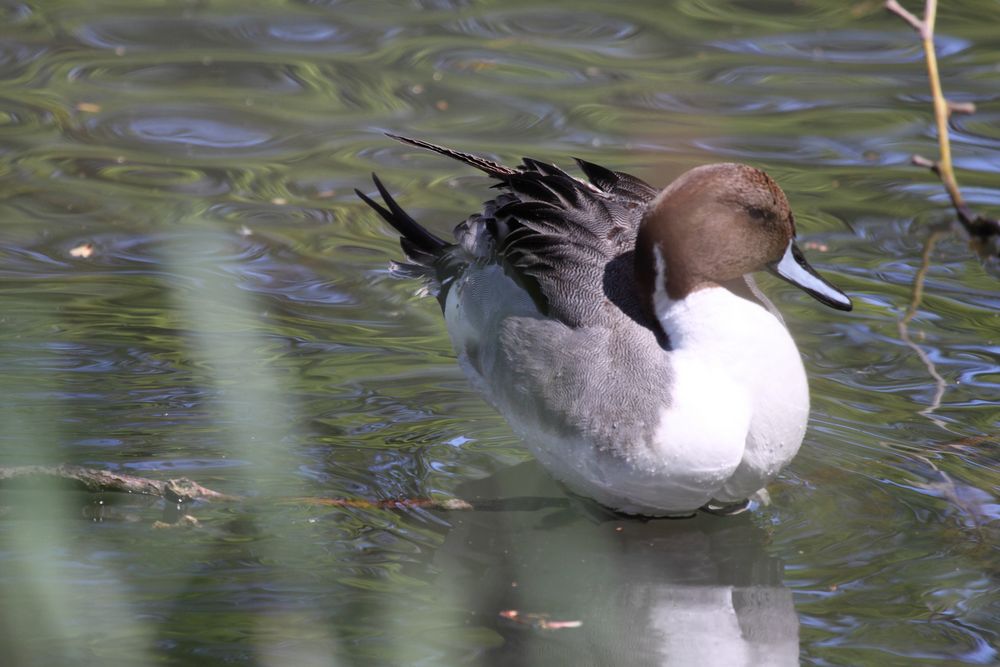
left=499, top=610, right=582, bottom=631
left=69, top=242, right=94, bottom=258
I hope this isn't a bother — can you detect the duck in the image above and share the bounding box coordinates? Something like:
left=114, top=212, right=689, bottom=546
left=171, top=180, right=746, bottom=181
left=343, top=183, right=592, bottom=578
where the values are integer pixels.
left=356, top=134, right=852, bottom=517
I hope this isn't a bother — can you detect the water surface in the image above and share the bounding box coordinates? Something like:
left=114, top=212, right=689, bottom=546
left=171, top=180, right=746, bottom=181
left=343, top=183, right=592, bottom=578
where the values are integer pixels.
left=0, top=1, right=997, bottom=665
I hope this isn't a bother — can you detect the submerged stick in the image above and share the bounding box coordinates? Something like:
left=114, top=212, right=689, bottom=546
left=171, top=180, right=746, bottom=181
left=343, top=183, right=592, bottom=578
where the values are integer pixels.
left=0, top=465, right=240, bottom=503
left=0, top=465, right=480, bottom=512
left=289, top=497, right=474, bottom=511
left=0, top=466, right=657, bottom=517
left=885, top=0, right=1000, bottom=241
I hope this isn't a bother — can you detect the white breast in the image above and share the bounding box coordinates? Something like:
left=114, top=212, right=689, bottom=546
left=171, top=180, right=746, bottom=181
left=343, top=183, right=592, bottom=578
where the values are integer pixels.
left=655, top=286, right=809, bottom=505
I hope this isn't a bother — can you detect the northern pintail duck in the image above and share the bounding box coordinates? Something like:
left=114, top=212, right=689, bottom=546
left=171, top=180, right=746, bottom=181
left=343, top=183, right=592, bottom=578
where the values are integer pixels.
left=357, top=135, right=852, bottom=516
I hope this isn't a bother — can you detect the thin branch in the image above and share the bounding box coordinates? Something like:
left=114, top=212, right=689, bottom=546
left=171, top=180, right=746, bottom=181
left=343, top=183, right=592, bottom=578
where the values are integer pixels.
left=919, top=1, right=962, bottom=210
left=885, top=0, right=924, bottom=33
left=885, top=1, right=1000, bottom=241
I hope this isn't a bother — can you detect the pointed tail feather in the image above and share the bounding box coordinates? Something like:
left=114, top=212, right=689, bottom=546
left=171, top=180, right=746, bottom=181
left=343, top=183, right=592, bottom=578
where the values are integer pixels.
left=355, top=173, right=447, bottom=255
left=385, top=133, right=518, bottom=179
left=356, top=172, right=463, bottom=305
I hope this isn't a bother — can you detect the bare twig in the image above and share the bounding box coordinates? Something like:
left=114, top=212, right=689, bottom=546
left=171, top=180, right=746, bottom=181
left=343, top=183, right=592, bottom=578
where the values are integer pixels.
left=885, top=1, right=1000, bottom=241
left=946, top=101, right=976, bottom=115
left=885, top=0, right=924, bottom=33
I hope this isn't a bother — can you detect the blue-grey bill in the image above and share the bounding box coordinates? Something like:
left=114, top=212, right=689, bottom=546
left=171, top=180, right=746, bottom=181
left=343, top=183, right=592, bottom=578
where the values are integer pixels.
left=769, top=240, right=853, bottom=311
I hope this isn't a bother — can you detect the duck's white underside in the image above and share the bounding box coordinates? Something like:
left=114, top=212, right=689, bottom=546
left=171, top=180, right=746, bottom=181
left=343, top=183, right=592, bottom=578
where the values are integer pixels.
left=443, top=266, right=809, bottom=516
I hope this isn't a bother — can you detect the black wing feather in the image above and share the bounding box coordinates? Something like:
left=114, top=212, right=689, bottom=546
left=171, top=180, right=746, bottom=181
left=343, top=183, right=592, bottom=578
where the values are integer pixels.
left=358, top=134, right=660, bottom=326
left=574, top=158, right=657, bottom=204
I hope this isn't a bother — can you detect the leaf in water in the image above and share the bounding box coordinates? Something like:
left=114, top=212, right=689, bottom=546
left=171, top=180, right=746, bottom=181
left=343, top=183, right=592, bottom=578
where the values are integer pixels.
left=499, top=609, right=582, bottom=630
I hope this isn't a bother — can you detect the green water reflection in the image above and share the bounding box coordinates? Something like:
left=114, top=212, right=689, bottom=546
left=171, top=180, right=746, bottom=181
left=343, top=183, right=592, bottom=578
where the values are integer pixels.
left=0, top=0, right=997, bottom=665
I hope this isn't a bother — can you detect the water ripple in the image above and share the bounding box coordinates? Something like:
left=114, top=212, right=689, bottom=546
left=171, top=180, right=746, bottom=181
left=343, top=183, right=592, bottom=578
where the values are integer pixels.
left=630, top=90, right=827, bottom=115
left=693, top=134, right=886, bottom=165
left=69, top=105, right=322, bottom=158
left=0, top=94, right=58, bottom=137
left=67, top=59, right=316, bottom=95
left=432, top=48, right=593, bottom=86
left=0, top=40, right=46, bottom=78
left=378, top=80, right=566, bottom=142
left=709, top=64, right=917, bottom=91
left=35, top=156, right=235, bottom=196
left=121, top=113, right=269, bottom=150
left=711, top=30, right=969, bottom=64
left=72, top=14, right=370, bottom=54
left=448, top=9, right=641, bottom=54
left=950, top=111, right=1000, bottom=151
left=207, top=202, right=334, bottom=227
left=0, top=1, right=32, bottom=24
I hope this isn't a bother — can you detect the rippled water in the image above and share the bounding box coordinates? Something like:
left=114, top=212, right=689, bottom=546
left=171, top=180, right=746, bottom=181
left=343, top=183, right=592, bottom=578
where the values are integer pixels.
left=1, top=1, right=997, bottom=665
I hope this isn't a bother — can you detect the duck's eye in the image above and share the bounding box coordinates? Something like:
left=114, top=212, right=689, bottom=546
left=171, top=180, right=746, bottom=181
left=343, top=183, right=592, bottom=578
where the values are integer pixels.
left=745, top=206, right=773, bottom=222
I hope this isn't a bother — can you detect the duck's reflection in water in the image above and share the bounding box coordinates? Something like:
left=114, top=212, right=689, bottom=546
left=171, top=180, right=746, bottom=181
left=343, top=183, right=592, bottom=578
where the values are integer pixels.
left=432, top=461, right=799, bottom=666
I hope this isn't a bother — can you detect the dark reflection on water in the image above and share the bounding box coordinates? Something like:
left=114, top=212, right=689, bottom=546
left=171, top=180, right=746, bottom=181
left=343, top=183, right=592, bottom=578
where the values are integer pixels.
left=437, top=462, right=799, bottom=666
left=0, top=0, right=998, bottom=665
